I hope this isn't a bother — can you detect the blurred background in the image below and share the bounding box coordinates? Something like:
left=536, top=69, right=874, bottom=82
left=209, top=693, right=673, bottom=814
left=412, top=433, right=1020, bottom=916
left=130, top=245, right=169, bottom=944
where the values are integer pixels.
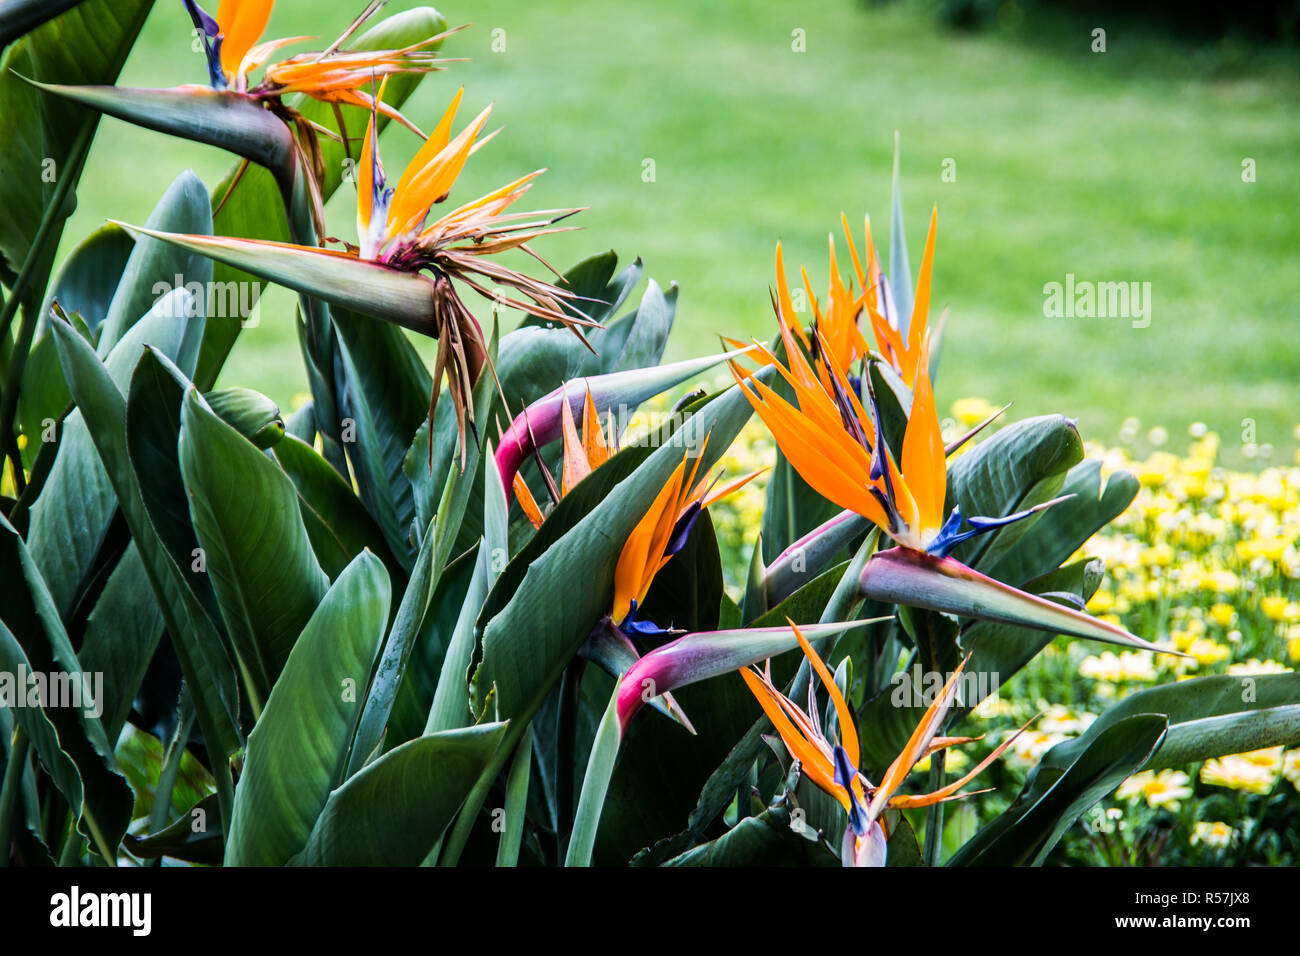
left=60, top=0, right=1300, bottom=465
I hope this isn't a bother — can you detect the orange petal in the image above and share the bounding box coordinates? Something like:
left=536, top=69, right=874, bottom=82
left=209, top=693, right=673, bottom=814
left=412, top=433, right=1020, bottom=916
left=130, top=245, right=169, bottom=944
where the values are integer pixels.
left=868, top=653, right=969, bottom=820
left=900, top=333, right=946, bottom=538
left=904, top=206, right=938, bottom=382
left=739, top=666, right=846, bottom=810
left=217, top=0, right=274, bottom=79
left=512, top=473, right=545, bottom=529
left=790, top=620, right=860, bottom=768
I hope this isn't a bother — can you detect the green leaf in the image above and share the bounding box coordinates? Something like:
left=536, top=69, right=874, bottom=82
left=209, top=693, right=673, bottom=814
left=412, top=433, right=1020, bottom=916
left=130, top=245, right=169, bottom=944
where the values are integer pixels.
left=0, top=514, right=134, bottom=858
left=662, top=800, right=837, bottom=866
left=271, top=434, right=394, bottom=579
left=46, top=312, right=243, bottom=763
left=984, top=459, right=1138, bottom=586
left=331, top=308, right=431, bottom=565
left=426, top=445, right=510, bottom=735
left=204, top=386, right=284, bottom=449
left=27, top=172, right=211, bottom=615
left=76, top=542, right=164, bottom=742
left=19, top=223, right=134, bottom=462
left=949, top=714, right=1167, bottom=866
left=945, top=414, right=1084, bottom=572
left=225, top=551, right=389, bottom=866
left=293, top=722, right=506, bottom=866
left=0, top=0, right=87, bottom=48
left=565, top=682, right=621, bottom=867
left=124, top=348, right=218, bottom=608
left=123, top=793, right=223, bottom=865
left=603, top=278, right=676, bottom=373
left=179, top=388, right=330, bottom=706
left=387, top=545, right=477, bottom=744
left=98, top=170, right=213, bottom=351
left=1041, top=673, right=1300, bottom=773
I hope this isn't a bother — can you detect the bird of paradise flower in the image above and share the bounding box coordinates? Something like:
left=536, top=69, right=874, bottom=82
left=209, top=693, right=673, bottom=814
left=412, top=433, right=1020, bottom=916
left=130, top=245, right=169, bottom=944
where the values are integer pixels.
left=743, top=620, right=1029, bottom=866
left=116, top=82, right=594, bottom=459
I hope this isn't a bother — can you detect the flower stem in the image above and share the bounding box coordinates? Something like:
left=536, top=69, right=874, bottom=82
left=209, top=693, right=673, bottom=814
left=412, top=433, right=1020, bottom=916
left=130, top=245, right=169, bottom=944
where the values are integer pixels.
left=923, top=748, right=946, bottom=866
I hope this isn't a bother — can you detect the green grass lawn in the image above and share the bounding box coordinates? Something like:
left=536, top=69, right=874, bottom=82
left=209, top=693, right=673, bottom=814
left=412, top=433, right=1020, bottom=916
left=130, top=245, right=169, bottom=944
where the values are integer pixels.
left=62, top=0, right=1300, bottom=464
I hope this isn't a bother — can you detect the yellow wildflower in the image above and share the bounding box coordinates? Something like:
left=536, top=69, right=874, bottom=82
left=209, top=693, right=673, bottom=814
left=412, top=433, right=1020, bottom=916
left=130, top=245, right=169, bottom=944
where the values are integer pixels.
left=1191, top=821, right=1236, bottom=848
left=1117, top=769, right=1193, bottom=810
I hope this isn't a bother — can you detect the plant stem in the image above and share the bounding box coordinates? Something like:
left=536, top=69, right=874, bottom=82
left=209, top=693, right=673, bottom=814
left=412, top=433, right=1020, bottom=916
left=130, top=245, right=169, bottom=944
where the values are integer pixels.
left=213, top=754, right=234, bottom=846
left=0, top=727, right=31, bottom=866
left=57, top=812, right=81, bottom=866
left=150, top=696, right=195, bottom=835
left=554, top=658, right=585, bottom=861
left=923, top=748, right=946, bottom=866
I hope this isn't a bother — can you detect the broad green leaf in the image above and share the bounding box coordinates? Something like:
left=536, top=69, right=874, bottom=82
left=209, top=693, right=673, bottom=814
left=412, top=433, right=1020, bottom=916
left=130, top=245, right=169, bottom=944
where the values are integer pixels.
left=948, top=714, right=1167, bottom=866
left=180, top=388, right=330, bottom=706
left=123, top=793, right=222, bottom=865
left=0, top=0, right=86, bottom=48
left=272, top=434, right=395, bottom=580
left=124, top=348, right=219, bottom=616
left=99, top=170, right=213, bottom=351
left=204, top=386, right=283, bottom=449
left=332, top=308, right=431, bottom=565
left=603, top=278, right=676, bottom=373
left=76, top=542, right=163, bottom=742
left=1041, top=673, right=1300, bottom=773
left=29, top=287, right=201, bottom=615
left=426, top=445, right=510, bottom=735
left=662, top=801, right=837, bottom=866
left=945, top=414, right=1083, bottom=572
left=293, top=722, right=506, bottom=866
left=984, top=459, right=1138, bottom=586
left=387, top=545, right=477, bottom=745
left=225, top=551, right=389, bottom=866
left=19, top=223, right=133, bottom=463
left=0, top=513, right=133, bottom=857
left=46, top=313, right=243, bottom=762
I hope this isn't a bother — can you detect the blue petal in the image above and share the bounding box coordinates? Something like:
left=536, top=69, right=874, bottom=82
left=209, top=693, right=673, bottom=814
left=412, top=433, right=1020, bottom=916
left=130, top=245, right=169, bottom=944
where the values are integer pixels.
left=663, top=501, right=702, bottom=559
left=183, top=0, right=227, bottom=89
left=618, top=600, right=676, bottom=642
left=926, top=502, right=1047, bottom=558
left=833, top=745, right=870, bottom=837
